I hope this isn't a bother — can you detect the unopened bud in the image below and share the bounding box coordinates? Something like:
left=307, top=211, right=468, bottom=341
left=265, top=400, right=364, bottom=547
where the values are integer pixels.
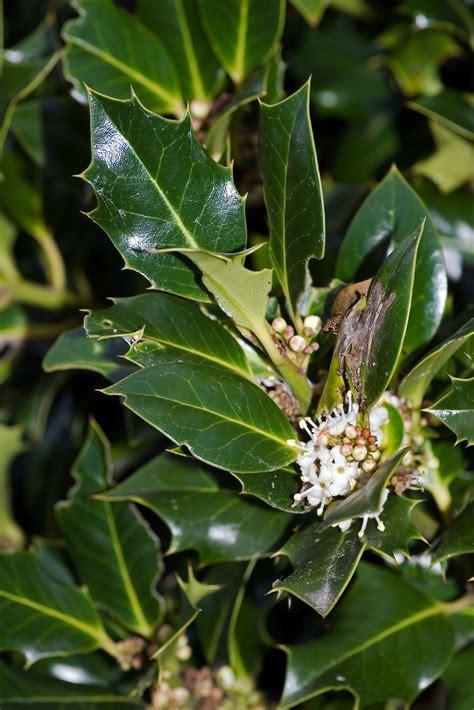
left=283, top=325, right=295, bottom=340
left=341, top=443, right=353, bottom=457
left=272, top=316, right=287, bottom=334
left=304, top=315, right=322, bottom=334
left=371, top=449, right=381, bottom=461
left=345, top=424, right=357, bottom=439
left=304, top=343, right=320, bottom=355
left=356, top=436, right=367, bottom=446
left=317, top=432, right=329, bottom=446
left=353, top=444, right=368, bottom=461
left=362, top=458, right=377, bottom=473
left=362, top=428, right=371, bottom=438
left=289, top=335, right=306, bottom=352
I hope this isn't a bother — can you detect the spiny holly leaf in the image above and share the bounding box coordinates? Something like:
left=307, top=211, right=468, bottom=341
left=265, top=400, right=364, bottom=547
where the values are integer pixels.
left=0, top=660, right=141, bottom=707
left=84, top=293, right=251, bottom=380
left=426, top=377, right=474, bottom=446
left=104, top=359, right=295, bottom=473
left=281, top=563, right=454, bottom=708
left=366, top=495, right=424, bottom=559
left=99, top=454, right=290, bottom=565
left=56, top=422, right=163, bottom=637
left=0, top=551, right=116, bottom=664
left=433, top=501, right=474, bottom=562
left=232, top=469, right=301, bottom=513
left=84, top=91, right=247, bottom=300
left=199, top=0, right=285, bottom=84
left=273, top=523, right=365, bottom=616
left=321, top=448, right=409, bottom=529
left=63, top=0, right=184, bottom=115
left=43, top=327, right=134, bottom=382
left=259, top=82, right=325, bottom=320
left=400, top=319, right=474, bottom=408
left=336, top=166, right=447, bottom=354
left=137, top=0, right=224, bottom=103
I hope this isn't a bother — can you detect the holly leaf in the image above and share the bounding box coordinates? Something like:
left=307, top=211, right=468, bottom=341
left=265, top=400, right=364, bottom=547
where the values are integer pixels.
left=273, top=524, right=365, bottom=616
left=407, top=89, right=474, bottom=142
left=199, top=0, right=285, bottom=84
left=56, top=422, right=163, bottom=637
left=399, top=319, right=474, bottom=408
left=98, top=454, right=290, bottom=564
left=366, top=495, right=423, bottom=559
left=0, top=551, right=116, bottom=664
left=321, top=448, right=410, bottom=529
left=259, top=81, right=325, bottom=319
left=43, top=327, right=134, bottom=382
left=427, top=377, right=474, bottom=446
left=433, top=501, right=474, bottom=562
left=336, top=166, right=447, bottom=354
left=84, top=292, right=251, bottom=380
left=63, top=0, right=184, bottom=115
left=84, top=90, right=247, bottom=300
left=232, top=469, right=301, bottom=513
left=281, top=563, right=454, bottom=708
left=443, top=644, right=474, bottom=710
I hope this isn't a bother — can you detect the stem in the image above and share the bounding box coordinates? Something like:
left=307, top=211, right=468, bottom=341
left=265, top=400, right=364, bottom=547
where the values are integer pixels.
left=443, top=593, right=474, bottom=615
left=0, top=464, right=24, bottom=552
left=33, top=227, right=67, bottom=292
left=97, top=630, right=120, bottom=659
left=4, top=279, right=77, bottom=310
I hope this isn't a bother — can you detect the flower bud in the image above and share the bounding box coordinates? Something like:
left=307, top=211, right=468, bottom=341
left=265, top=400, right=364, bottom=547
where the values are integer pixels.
left=344, top=423, right=357, bottom=439
left=272, top=316, right=287, bottom=333
left=341, top=443, right=353, bottom=457
left=353, top=444, right=368, bottom=461
left=362, top=428, right=371, bottom=438
left=283, top=325, right=295, bottom=340
left=304, top=315, right=322, bottom=334
left=371, top=449, right=381, bottom=461
left=356, top=436, right=367, bottom=446
left=362, top=458, right=377, bottom=473
left=289, top=335, right=306, bottom=352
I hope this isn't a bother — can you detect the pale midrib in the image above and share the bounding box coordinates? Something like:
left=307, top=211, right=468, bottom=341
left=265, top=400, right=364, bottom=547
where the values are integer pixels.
left=0, top=590, right=102, bottom=641
left=316, top=604, right=442, bottom=677
left=101, top=108, right=198, bottom=250
left=122, top=386, right=291, bottom=449
left=69, top=35, right=178, bottom=107
left=277, top=110, right=300, bottom=310
left=234, top=0, right=249, bottom=81
left=104, top=502, right=151, bottom=635
left=176, top=0, right=206, bottom=99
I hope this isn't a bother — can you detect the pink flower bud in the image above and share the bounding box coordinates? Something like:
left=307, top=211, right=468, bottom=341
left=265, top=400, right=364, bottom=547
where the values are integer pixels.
left=289, top=335, right=306, bottom=352
left=345, top=423, right=357, bottom=439
left=283, top=325, right=295, bottom=340
left=362, top=458, right=377, bottom=473
left=341, top=443, right=353, bottom=457
left=353, top=444, right=368, bottom=461
left=272, top=317, right=287, bottom=334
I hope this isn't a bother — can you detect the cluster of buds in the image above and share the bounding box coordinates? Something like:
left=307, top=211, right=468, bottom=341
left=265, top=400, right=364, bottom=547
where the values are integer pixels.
left=339, top=423, right=381, bottom=476
left=272, top=314, right=321, bottom=358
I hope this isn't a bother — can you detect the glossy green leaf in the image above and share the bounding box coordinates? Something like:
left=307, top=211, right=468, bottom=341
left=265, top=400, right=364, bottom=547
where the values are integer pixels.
left=404, top=0, right=474, bottom=43
left=84, top=292, right=251, bottom=380
left=321, top=449, right=409, bottom=529
left=290, top=0, right=331, bottom=24
left=433, top=501, right=474, bottom=562
left=0, top=660, right=140, bottom=706
left=99, top=454, right=290, bottom=564
left=104, top=360, right=295, bottom=472
left=63, top=0, right=184, bottom=115
left=399, top=319, right=474, bottom=408
left=84, top=91, right=247, bottom=301
left=273, top=524, right=365, bottom=616
left=365, top=495, right=423, bottom=559
left=281, top=563, right=454, bottom=708
left=336, top=228, right=421, bottom=408
left=259, top=82, right=325, bottom=318
left=414, top=180, right=474, bottom=246
left=56, top=422, right=162, bottom=637
left=413, top=123, right=474, bottom=193
left=0, top=551, right=116, bottom=664
left=427, top=377, right=474, bottom=446
left=9, top=99, right=45, bottom=165
left=408, top=89, right=474, bottom=141
left=443, top=644, right=474, bottom=710
left=199, top=0, right=285, bottom=84
left=43, top=327, right=134, bottom=382
left=232, top=469, right=301, bottom=513
left=336, top=166, right=447, bottom=354
left=137, top=0, right=223, bottom=103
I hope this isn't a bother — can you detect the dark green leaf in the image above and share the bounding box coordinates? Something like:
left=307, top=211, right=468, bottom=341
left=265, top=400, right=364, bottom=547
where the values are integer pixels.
left=336, top=166, right=447, bottom=354
left=281, top=563, right=454, bottom=708
left=433, top=501, right=474, bottom=562
left=408, top=89, right=474, bottom=141
left=0, top=551, right=116, bottom=664
left=443, top=644, right=474, bottom=710
left=43, top=327, right=134, bottom=382
left=321, top=449, right=409, bottom=529
left=63, top=0, right=184, bottom=115
left=84, top=91, right=247, bottom=300
left=232, top=469, right=300, bottom=513
left=99, top=454, right=290, bottom=564
left=137, top=0, right=223, bottom=103
left=56, top=422, right=162, bottom=637
left=399, top=319, right=474, bottom=408
left=84, top=293, right=251, bottom=380
left=427, top=377, right=474, bottom=445
left=259, top=82, right=325, bottom=318
left=273, top=524, right=365, bottom=616
left=104, top=360, right=295, bottom=473
left=404, top=0, right=474, bottom=43
left=290, top=0, right=331, bottom=24
left=199, top=0, right=285, bottom=84
left=10, top=99, right=45, bottom=165
left=366, top=495, right=423, bottom=559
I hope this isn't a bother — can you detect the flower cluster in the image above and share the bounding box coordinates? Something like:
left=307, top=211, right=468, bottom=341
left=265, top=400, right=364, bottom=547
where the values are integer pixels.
left=288, top=393, right=389, bottom=524
left=272, top=314, right=322, bottom=357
